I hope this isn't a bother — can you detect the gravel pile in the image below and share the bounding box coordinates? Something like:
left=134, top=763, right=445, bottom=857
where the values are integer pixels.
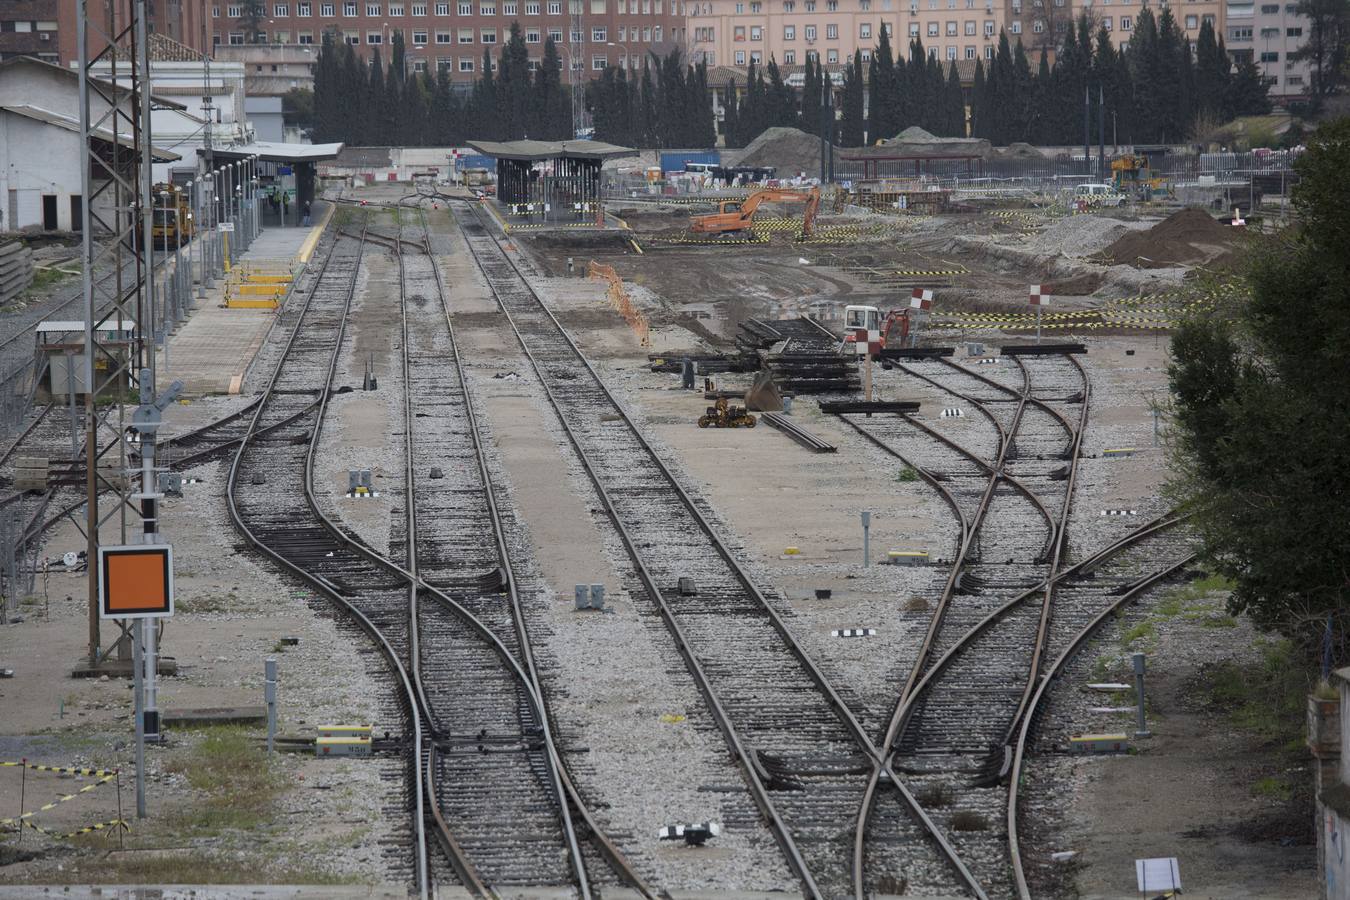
left=1029, top=215, right=1133, bottom=258
left=732, top=126, right=831, bottom=175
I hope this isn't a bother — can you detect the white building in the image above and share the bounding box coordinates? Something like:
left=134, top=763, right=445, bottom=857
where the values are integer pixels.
left=0, top=56, right=179, bottom=232
left=88, top=33, right=252, bottom=182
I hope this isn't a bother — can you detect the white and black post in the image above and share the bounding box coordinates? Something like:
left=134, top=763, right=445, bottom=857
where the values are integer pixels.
left=1029, top=285, right=1049, bottom=343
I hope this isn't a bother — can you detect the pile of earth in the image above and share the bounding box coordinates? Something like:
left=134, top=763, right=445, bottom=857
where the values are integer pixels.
left=1091, top=208, right=1240, bottom=268
left=731, top=127, right=832, bottom=175
left=1029, top=214, right=1134, bottom=257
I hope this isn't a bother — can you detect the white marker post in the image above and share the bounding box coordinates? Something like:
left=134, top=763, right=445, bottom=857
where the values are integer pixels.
left=1029, top=285, right=1050, bottom=343
left=909, top=288, right=933, bottom=349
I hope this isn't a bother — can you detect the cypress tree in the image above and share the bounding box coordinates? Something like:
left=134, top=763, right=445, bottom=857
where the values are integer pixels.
left=471, top=47, right=500, bottom=140
left=840, top=50, right=866, bottom=147
left=945, top=61, right=965, bottom=137
left=367, top=48, right=387, bottom=146
left=970, top=58, right=986, bottom=139
left=723, top=78, right=741, bottom=147
left=1127, top=8, right=1162, bottom=143
left=638, top=59, right=657, bottom=148
left=873, top=25, right=898, bottom=141
left=906, top=39, right=927, bottom=130
left=692, top=59, right=717, bottom=147
left=800, top=56, right=820, bottom=135
left=538, top=39, right=570, bottom=139
left=1011, top=37, right=1033, bottom=144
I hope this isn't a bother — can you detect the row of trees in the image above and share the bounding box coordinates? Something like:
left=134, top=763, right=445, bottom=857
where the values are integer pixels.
left=311, top=24, right=572, bottom=146
left=585, top=52, right=717, bottom=149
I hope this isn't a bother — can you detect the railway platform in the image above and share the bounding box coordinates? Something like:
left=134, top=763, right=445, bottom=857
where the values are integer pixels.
left=151, top=201, right=332, bottom=396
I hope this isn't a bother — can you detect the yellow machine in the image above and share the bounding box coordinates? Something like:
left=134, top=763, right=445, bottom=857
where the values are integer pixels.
left=1110, top=155, right=1169, bottom=201
left=689, top=186, right=821, bottom=239
left=697, top=396, right=757, bottom=429
left=139, top=183, right=196, bottom=248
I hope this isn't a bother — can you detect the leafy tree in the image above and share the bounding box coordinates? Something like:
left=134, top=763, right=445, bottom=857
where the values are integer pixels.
left=1290, top=0, right=1350, bottom=101
left=1167, top=118, right=1350, bottom=656
left=241, top=0, right=266, bottom=43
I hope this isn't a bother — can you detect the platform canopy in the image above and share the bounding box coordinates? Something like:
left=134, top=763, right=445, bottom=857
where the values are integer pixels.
left=203, top=141, right=344, bottom=163
left=465, top=139, right=637, bottom=162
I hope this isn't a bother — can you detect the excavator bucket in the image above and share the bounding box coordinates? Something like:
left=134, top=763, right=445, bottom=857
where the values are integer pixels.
left=744, top=370, right=784, bottom=412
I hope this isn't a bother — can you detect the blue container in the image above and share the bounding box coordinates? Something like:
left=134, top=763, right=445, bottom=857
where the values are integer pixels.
left=661, top=150, right=720, bottom=173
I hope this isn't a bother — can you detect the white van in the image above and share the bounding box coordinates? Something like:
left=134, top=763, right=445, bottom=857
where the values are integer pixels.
left=1074, top=183, right=1125, bottom=207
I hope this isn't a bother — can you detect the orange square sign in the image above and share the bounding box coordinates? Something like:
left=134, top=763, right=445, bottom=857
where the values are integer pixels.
left=98, top=545, right=173, bottom=619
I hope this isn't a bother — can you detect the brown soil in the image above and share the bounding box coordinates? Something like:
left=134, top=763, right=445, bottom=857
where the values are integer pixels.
left=1092, top=208, right=1241, bottom=268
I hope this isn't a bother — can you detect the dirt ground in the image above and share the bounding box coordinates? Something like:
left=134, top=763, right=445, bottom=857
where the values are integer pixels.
left=0, top=192, right=1317, bottom=897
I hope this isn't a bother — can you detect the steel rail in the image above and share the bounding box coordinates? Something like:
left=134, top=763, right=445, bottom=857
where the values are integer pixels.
left=452, top=199, right=985, bottom=900
left=0, top=402, right=54, bottom=469
left=408, top=204, right=656, bottom=899
left=224, top=217, right=434, bottom=900
left=1007, top=550, right=1197, bottom=898
left=849, top=356, right=1038, bottom=900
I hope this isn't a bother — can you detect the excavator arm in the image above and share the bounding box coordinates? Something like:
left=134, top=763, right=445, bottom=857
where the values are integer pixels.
left=690, top=186, right=823, bottom=238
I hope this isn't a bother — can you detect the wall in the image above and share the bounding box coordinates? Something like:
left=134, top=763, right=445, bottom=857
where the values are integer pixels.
left=0, top=110, right=83, bottom=231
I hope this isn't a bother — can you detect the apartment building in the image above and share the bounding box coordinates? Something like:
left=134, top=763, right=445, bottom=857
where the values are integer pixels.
left=688, top=0, right=1006, bottom=69
left=0, top=0, right=59, bottom=64
left=208, top=0, right=684, bottom=81
left=55, top=0, right=211, bottom=67
left=1227, top=0, right=1309, bottom=98
left=1081, top=0, right=1221, bottom=51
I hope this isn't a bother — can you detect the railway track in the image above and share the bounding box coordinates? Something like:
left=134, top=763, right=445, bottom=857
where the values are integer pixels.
left=450, top=198, right=986, bottom=899
left=382, top=205, right=651, bottom=896
left=838, top=351, right=1192, bottom=896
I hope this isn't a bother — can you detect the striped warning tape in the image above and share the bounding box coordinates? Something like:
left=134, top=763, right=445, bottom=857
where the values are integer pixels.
left=893, top=268, right=967, bottom=277
left=0, top=772, right=117, bottom=827
left=0, top=761, right=118, bottom=777
left=20, top=817, right=129, bottom=840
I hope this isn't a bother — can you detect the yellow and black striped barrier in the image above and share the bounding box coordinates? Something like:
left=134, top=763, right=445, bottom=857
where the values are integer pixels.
left=21, top=817, right=129, bottom=840
left=0, top=761, right=118, bottom=777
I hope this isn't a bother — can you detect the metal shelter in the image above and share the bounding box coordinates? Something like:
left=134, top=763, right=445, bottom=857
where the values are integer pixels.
left=466, top=139, right=636, bottom=224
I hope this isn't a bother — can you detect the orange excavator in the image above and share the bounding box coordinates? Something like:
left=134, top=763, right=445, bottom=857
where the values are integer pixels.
left=689, top=186, right=821, bottom=240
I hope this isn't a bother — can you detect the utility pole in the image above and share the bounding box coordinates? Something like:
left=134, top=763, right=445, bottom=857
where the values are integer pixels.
left=1083, top=83, right=1090, bottom=175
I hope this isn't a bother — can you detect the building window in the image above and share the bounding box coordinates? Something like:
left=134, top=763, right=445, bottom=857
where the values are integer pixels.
left=273, top=3, right=288, bottom=14
left=460, top=57, right=474, bottom=70
left=964, top=44, right=975, bottom=56
left=298, top=30, right=314, bottom=41
left=735, top=49, right=746, bottom=63
left=342, top=1, right=356, bottom=14
left=298, top=0, right=311, bottom=12
left=783, top=0, right=794, bottom=8
left=436, top=30, right=451, bottom=41
left=927, top=21, right=938, bottom=35
left=1032, top=18, right=1042, bottom=31
left=368, top=31, right=382, bottom=42
left=784, top=49, right=796, bottom=62
left=1260, top=3, right=1278, bottom=10
left=826, top=48, right=837, bottom=62
left=909, top=22, right=918, bottom=36
left=366, top=2, right=380, bottom=13
left=1287, top=26, right=1302, bottom=36
left=389, top=1, right=404, bottom=11
left=439, top=2, right=452, bottom=12
left=1260, top=50, right=1279, bottom=61
left=654, top=24, right=662, bottom=40
left=1010, top=19, right=1021, bottom=31
left=227, top=3, right=242, bottom=14
left=458, top=27, right=473, bottom=40
left=945, top=45, right=955, bottom=58
left=479, top=2, right=495, bottom=13
left=804, top=24, right=816, bottom=38
left=1230, top=26, right=1252, bottom=39
left=860, top=0, right=870, bottom=7
left=983, top=19, right=993, bottom=34
left=827, top=0, right=837, bottom=8
left=548, top=27, right=561, bottom=40
left=1120, top=14, right=1131, bottom=29
left=592, top=55, right=606, bottom=68
left=413, top=29, right=427, bottom=42
left=860, top=22, right=872, bottom=37
left=213, top=5, right=221, bottom=16
left=481, top=27, right=496, bottom=41
left=412, top=2, right=425, bottom=11
left=984, top=43, right=992, bottom=57
left=825, top=23, right=837, bottom=38
left=804, top=0, right=815, bottom=9
left=503, top=0, right=516, bottom=10
left=592, top=26, right=606, bottom=40
left=735, top=24, right=746, bottom=39
left=945, top=19, right=956, bottom=33
left=549, top=0, right=561, bottom=11
left=525, top=0, right=539, bottom=11
left=751, top=25, right=762, bottom=39
left=526, top=28, right=539, bottom=41
left=750, top=0, right=762, bottom=8
left=321, top=2, right=334, bottom=12
left=229, top=31, right=245, bottom=42
left=784, top=24, right=795, bottom=39
left=1185, top=13, right=1197, bottom=27
left=861, top=48, right=872, bottom=60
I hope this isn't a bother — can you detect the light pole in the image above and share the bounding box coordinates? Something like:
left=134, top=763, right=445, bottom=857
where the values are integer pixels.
left=606, top=40, right=631, bottom=71
left=195, top=177, right=208, bottom=297
left=234, top=184, right=243, bottom=265
left=559, top=45, right=581, bottom=138
left=172, top=186, right=185, bottom=328
left=157, top=189, right=171, bottom=349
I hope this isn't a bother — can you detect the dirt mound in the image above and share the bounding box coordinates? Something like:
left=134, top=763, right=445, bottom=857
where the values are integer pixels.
left=1030, top=215, right=1133, bottom=257
left=1092, top=208, right=1240, bottom=268
left=733, top=127, right=830, bottom=174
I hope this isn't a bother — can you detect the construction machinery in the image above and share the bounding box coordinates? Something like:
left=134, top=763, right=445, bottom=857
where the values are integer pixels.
left=689, top=186, right=821, bottom=239
left=1110, top=154, right=1170, bottom=201
left=842, top=304, right=919, bottom=353
left=136, top=183, right=196, bottom=249
left=698, top=396, right=757, bottom=429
